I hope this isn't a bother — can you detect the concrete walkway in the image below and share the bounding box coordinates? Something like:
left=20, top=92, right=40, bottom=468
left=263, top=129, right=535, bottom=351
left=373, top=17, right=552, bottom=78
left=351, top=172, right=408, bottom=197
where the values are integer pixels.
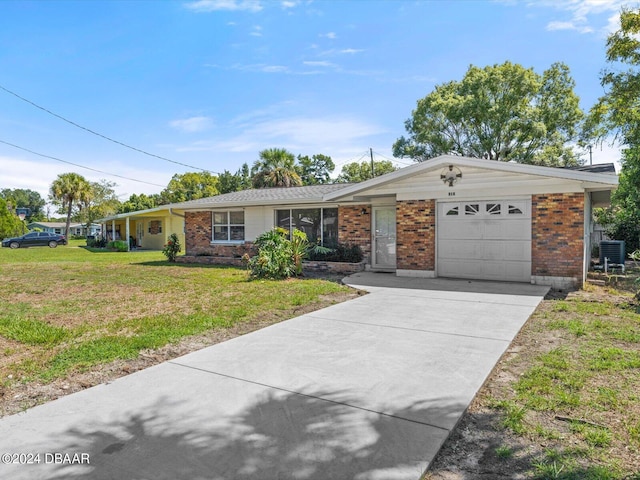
left=0, top=273, right=548, bottom=480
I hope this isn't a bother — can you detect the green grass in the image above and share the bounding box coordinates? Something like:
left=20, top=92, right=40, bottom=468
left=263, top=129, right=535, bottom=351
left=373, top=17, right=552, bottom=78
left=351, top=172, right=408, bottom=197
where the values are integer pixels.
left=488, top=287, right=640, bottom=478
left=0, top=240, right=353, bottom=384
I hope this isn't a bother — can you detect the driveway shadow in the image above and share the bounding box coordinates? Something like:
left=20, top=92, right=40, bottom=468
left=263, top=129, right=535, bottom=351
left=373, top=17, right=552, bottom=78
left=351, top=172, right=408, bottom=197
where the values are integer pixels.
left=40, top=391, right=462, bottom=480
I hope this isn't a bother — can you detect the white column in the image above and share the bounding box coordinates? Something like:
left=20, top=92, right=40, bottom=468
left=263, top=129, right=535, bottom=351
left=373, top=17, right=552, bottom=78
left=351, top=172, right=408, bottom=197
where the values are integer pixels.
left=126, top=217, right=130, bottom=252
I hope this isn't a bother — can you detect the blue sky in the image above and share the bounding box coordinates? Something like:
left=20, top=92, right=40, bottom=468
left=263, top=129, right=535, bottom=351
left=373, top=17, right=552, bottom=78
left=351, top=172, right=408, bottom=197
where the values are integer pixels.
left=0, top=0, right=632, bottom=202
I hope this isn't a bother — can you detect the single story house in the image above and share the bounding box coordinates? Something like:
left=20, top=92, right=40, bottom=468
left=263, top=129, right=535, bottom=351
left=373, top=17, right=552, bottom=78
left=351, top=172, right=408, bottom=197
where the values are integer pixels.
left=27, top=222, right=102, bottom=237
left=167, top=155, right=617, bottom=288
left=97, top=206, right=186, bottom=250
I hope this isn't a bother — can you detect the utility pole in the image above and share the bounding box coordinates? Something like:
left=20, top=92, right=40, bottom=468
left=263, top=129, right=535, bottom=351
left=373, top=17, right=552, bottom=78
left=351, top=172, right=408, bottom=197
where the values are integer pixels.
left=588, top=144, right=593, bottom=165
left=370, top=148, right=375, bottom=178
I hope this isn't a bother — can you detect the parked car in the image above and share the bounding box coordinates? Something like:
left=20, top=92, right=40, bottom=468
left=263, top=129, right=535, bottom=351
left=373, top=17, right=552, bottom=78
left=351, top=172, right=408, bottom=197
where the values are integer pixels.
left=2, top=232, right=67, bottom=249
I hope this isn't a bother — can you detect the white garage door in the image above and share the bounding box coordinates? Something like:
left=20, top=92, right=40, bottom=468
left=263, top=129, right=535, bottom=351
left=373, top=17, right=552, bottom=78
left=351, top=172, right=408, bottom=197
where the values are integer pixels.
left=437, top=200, right=531, bottom=282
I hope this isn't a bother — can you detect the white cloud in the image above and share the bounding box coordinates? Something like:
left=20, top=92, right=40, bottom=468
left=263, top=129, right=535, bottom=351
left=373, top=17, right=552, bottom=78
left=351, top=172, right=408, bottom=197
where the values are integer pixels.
left=0, top=156, right=169, bottom=202
left=177, top=115, right=387, bottom=158
left=302, top=60, right=336, bottom=67
left=281, top=0, right=298, bottom=8
left=532, top=0, right=629, bottom=35
left=320, top=32, right=337, bottom=39
left=185, top=0, right=263, bottom=13
left=546, top=20, right=594, bottom=33
left=250, top=25, right=263, bottom=36
left=169, top=116, right=214, bottom=133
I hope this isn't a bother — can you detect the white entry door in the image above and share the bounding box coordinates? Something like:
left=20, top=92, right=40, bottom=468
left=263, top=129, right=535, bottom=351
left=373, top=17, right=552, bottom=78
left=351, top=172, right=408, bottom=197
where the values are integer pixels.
left=136, top=221, right=144, bottom=248
left=437, top=200, right=531, bottom=282
left=372, top=207, right=396, bottom=270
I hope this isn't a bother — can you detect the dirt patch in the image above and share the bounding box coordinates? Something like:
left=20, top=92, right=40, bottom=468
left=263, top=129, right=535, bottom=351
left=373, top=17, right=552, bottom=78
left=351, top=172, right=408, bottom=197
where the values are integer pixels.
left=0, top=288, right=360, bottom=418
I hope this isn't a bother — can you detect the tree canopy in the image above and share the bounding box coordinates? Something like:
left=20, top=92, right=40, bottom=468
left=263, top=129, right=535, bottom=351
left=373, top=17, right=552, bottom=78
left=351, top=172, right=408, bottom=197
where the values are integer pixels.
left=252, top=148, right=303, bottom=188
left=160, top=171, right=219, bottom=204
left=393, top=61, right=584, bottom=166
left=49, top=172, right=92, bottom=239
left=336, top=159, right=397, bottom=183
left=119, top=193, right=161, bottom=213
left=79, top=180, right=120, bottom=229
left=0, top=197, right=25, bottom=238
left=0, top=188, right=46, bottom=221
left=218, top=163, right=252, bottom=194
left=295, top=154, right=335, bottom=185
left=587, top=8, right=640, bottom=251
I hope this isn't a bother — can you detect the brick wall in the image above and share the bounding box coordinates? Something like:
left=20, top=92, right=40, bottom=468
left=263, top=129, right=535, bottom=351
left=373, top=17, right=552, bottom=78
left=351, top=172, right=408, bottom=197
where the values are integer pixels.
left=532, top=193, right=584, bottom=279
left=185, top=211, right=255, bottom=258
left=338, top=205, right=371, bottom=261
left=396, top=200, right=436, bottom=271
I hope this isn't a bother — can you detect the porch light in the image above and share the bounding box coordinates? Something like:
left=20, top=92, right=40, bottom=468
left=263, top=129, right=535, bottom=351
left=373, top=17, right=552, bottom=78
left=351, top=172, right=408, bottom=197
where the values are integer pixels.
left=441, top=165, right=462, bottom=187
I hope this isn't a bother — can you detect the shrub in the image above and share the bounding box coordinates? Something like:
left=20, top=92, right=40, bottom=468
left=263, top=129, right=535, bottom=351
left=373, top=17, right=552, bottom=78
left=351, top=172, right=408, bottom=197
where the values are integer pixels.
left=307, top=242, right=364, bottom=263
left=162, top=233, right=182, bottom=262
left=246, top=228, right=308, bottom=279
left=107, top=240, right=128, bottom=252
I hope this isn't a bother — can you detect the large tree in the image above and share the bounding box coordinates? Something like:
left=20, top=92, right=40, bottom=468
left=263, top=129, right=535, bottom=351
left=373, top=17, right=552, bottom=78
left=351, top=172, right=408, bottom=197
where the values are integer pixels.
left=218, top=163, right=252, bottom=194
left=586, top=8, right=640, bottom=251
left=336, top=160, right=397, bottom=183
left=79, top=180, right=120, bottom=231
left=160, top=171, right=219, bottom=204
left=0, top=189, right=46, bottom=221
left=296, top=154, right=335, bottom=185
left=118, top=193, right=161, bottom=213
left=49, top=172, right=91, bottom=240
left=251, top=148, right=302, bottom=188
left=0, top=198, right=25, bottom=238
left=393, top=61, right=584, bottom=166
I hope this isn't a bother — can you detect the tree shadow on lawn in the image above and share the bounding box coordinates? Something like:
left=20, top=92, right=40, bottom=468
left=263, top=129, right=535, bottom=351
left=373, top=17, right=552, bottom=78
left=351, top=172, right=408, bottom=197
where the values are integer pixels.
left=38, top=391, right=464, bottom=480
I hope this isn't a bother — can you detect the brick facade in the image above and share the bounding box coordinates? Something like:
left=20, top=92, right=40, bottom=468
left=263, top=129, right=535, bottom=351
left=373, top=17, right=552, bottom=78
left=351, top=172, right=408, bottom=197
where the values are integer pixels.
left=531, top=193, right=584, bottom=279
left=396, top=200, right=436, bottom=271
left=184, top=211, right=255, bottom=258
left=338, top=205, right=371, bottom=261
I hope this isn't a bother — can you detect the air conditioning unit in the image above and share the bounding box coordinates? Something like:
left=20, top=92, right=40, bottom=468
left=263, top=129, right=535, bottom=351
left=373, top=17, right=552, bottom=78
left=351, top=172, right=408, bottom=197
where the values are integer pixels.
left=600, top=240, right=626, bottom=265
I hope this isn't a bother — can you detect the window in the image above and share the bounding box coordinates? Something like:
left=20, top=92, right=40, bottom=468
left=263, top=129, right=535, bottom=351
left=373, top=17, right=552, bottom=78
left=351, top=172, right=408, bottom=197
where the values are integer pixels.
left=148, top=220, right=162, bottom=235
left=465, top=203, right=480, bottom=215
left=486, top=203, right=501, bottom=215
left=212, top=211, right=244, bottom=242
left=446, top=206, right=459, bottom=216
left=508, top=205, right=523, bottom=215
left=276, top=208, right=338, bottom=246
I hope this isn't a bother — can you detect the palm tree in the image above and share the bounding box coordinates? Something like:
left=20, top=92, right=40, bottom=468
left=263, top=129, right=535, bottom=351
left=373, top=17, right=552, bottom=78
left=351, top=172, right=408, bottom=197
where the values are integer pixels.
left=251, top=148, right=303, bottom=188
left=49, top=172, right=91, bottom=241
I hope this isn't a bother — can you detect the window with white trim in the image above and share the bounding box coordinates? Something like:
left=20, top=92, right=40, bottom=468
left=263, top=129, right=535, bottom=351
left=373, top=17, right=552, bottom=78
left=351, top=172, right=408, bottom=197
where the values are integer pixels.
left=275, top=208, right=338, bottom=245
left=212, top=211, right=245, bottom=242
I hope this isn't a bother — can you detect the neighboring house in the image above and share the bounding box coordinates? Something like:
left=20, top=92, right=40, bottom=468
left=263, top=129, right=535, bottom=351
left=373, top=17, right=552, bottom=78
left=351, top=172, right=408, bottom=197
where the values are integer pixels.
left=97, top=207, right=185, bottom=251
left=27, top=222, right=101, bottom=237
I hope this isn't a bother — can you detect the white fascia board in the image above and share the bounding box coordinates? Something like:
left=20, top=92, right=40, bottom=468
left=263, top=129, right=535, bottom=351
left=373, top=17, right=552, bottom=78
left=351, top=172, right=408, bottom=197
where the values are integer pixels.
left=177, top=198, right=336, bottom=211
left=323, top=155, right=618, bottom=201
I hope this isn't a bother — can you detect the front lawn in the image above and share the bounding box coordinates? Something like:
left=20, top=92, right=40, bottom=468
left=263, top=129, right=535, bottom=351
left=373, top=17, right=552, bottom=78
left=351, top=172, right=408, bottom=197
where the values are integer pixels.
left=0, top=241, right=355, bottom=416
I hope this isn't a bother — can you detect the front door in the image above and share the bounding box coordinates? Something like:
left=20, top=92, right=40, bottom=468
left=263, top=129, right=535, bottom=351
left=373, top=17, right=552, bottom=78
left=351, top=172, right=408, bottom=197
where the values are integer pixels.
left=372, top=207, right=396, bottom=270
left=136, top=221, right=144, bottom=248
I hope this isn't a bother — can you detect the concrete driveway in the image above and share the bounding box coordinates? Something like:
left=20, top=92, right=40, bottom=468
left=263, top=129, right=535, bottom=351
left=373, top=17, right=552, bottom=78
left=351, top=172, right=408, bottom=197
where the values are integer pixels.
left=0, top=273, right=548, bottom=480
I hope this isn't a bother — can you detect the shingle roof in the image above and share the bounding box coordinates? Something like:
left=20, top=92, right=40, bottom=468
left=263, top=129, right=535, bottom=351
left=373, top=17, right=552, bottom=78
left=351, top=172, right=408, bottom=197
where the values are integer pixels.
left=566, top=163, right=616, bottom=174
left=171, top=183, right=353, bottom=209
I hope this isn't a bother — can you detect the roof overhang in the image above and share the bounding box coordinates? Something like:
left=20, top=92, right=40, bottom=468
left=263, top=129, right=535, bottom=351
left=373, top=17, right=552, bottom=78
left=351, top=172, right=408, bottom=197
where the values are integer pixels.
left=323, top=155, right=618, bottom=201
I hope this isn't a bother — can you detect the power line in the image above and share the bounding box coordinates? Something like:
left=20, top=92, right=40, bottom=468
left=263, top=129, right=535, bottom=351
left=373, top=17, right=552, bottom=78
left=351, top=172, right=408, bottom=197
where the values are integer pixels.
left=371, top=150, right=413, bottom=167
left=0, top=139, right=166, bottom=188
left=0, top=84, right=219, bottom=174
